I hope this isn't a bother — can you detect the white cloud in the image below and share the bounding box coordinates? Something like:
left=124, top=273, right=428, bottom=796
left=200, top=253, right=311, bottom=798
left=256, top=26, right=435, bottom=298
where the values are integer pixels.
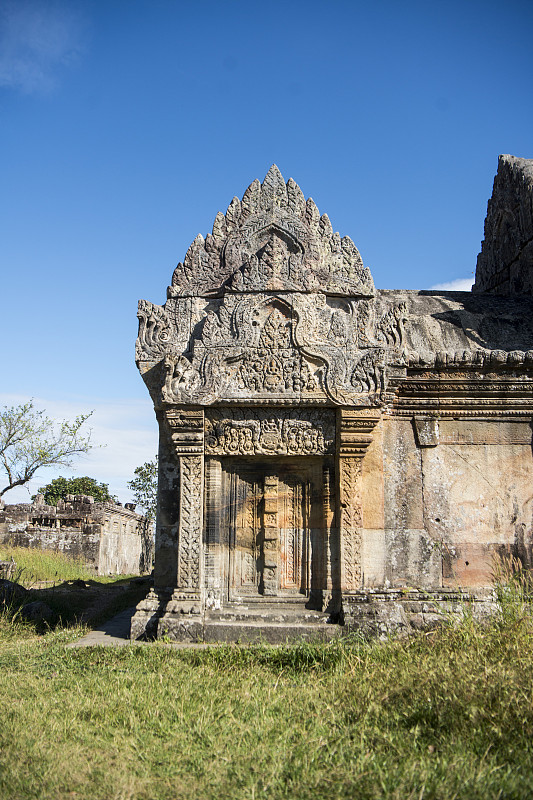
left=0, top=393, right=158, bottom=505
left=0, top=1, right=87, bottom=93
left=429, top=277, right=474, bottom=292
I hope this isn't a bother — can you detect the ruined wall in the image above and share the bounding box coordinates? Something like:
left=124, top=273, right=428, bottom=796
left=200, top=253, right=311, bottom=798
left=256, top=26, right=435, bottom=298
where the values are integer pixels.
left=474, top=154, right=533, bottom=295
left=98, top=514, right=152, bottom=575
left=0, top=496, right=152, bottom=575
left=0, top=509, right=101, bottom=570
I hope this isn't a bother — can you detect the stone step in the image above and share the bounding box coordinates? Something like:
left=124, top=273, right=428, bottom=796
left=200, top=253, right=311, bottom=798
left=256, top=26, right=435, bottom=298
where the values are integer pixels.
left=227, top=595, right=312, bottom=606
left=203, top=619, right=341, bottom=645
left=208, top=607, right=329, bottom=624
left=207, top=600, right=331, bottom=625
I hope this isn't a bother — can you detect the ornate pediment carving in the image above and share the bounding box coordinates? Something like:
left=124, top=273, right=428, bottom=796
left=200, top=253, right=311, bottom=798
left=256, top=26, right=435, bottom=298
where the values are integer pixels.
left=136, top=168, right=411, bottom=408
left=168, top=165, right=375, bottom=298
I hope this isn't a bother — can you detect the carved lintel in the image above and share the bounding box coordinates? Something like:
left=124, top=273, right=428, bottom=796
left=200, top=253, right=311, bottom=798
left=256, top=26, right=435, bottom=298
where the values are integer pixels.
left=337, top=409, right=380, bottom=592
left=205, top=408, right=335, bottom=455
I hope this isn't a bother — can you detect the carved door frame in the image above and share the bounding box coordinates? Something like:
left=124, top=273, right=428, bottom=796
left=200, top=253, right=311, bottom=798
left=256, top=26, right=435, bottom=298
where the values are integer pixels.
left=158, top=405, right=380, bottom=614
left=204, top=455, right=330, bottom=604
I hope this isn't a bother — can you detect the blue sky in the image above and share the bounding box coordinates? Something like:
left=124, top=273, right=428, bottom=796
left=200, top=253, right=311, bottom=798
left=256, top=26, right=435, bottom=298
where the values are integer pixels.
left=1, top=0, right=532, bottom=502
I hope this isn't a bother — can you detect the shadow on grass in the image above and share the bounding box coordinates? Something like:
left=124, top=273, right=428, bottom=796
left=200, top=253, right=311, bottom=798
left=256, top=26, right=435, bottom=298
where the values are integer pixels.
left=2, top=575, right=152, bottom=634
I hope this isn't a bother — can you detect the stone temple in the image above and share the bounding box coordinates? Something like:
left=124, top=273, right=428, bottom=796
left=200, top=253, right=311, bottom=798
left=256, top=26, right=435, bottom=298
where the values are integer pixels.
left=131, top=155, right=533, bottom=641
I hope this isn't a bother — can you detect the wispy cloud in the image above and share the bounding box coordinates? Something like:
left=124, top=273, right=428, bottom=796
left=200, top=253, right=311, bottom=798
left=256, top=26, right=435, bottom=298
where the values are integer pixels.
left=429, top=277, right=474, bottom=292
left=0, top=0, right=87, bottom=93
left=0, top=393, right=158, bottom=504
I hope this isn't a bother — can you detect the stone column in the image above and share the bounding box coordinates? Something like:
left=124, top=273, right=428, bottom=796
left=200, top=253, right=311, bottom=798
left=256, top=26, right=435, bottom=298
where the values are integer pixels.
left=262, top=474, right=279, bottom=596
left=336, top=409, right=380, bottom=594
left=204, top=457, right=223, bottom=609
left=321, top=461, right=335, bottom=609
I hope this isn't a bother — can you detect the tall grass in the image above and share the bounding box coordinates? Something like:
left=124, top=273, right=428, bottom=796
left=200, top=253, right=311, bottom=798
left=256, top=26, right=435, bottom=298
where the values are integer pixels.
left=0, top=546, right=93, bottom=585
left=0, top=560, right=531, bottom=799
left=491, top=551, right=533, bottom=624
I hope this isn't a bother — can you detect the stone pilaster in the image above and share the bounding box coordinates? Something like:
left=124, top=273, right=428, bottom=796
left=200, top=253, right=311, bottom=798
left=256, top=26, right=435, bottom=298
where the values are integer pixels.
left=322, top=463, right=333, bottom=591
left=337, top=409, right=380, bottom=593
left=204, top=457, right=223, bottom=609
left=156, top=408, right=205, bottom=640
left=131, top=407, right=205, bottom=641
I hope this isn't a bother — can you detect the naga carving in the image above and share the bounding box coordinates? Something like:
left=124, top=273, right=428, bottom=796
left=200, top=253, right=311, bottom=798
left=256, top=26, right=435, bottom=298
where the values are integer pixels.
left=136, top=300, right=175, bottom=362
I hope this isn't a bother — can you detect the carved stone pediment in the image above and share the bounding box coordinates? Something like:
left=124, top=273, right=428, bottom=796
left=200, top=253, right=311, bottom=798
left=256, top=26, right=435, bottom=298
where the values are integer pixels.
left=167, top=165, right=375, bottom=298
left=136, top=167, right=410, bottom=408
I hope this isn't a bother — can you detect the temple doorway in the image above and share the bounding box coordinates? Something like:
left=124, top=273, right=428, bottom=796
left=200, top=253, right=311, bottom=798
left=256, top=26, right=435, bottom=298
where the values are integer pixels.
left=204, top=457, right=329, bottom=603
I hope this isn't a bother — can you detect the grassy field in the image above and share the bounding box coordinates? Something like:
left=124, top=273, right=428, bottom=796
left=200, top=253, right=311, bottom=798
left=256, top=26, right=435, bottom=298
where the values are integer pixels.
left=0, top=599, right=532, bottom=800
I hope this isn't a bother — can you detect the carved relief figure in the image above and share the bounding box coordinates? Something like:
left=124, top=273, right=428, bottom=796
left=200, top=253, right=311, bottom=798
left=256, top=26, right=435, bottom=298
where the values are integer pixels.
left=205, top=409, right=335, bottom=456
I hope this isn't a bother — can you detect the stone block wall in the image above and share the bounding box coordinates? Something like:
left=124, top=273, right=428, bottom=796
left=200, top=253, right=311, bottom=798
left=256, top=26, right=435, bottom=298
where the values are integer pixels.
left=359, top=417, right=533, bottom=589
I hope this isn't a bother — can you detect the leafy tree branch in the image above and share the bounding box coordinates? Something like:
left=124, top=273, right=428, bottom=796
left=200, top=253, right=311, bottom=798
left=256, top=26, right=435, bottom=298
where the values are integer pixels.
left=128, top=456, right=158, bottom=520
left=34, top=476, right=116, bottom=506
left=0, top=401, right=94, bottom=499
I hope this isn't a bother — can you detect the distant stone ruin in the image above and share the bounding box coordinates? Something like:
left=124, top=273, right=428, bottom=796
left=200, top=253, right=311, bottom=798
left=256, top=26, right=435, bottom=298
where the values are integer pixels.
left=0, top=495, right=152, bottom=575
left=132, top=156, right=533, bottom=641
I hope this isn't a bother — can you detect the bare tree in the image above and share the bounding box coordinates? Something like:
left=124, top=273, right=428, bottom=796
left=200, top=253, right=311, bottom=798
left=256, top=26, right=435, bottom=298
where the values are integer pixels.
left=0, top=401, right=94, bottom=499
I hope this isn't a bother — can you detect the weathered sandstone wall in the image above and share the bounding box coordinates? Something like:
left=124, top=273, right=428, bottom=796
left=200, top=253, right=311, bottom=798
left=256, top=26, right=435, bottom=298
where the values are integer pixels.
left=360, top=418, right=533, bottom=589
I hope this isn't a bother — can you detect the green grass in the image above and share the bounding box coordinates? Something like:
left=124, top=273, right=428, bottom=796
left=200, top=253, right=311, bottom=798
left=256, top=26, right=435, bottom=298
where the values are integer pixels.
left=0, top=608, right=532, bottom=799
left=0, top=557, right=530, bottom=799
left=0, top=546, right=94, bottom=585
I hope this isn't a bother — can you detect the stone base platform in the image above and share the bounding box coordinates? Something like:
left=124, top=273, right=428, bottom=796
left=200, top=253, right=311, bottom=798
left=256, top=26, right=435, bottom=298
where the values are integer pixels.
left=130, top=588, right=498, bottom=643
left=131, top=595, right=341, bottom=643
left=342, top=589, right=497, bottom=639
left=203, top=599, right=339, bottom=644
